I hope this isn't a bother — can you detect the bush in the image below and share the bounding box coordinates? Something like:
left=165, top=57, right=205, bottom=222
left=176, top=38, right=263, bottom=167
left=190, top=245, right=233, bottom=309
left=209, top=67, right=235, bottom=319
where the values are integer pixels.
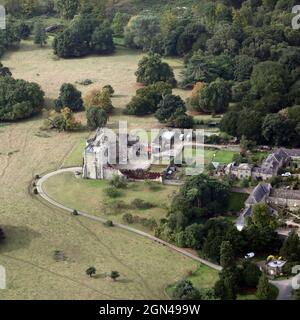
left=131, top=198, right=155, bottom=210
left=110, top=175, right=127, bottom=189
left=172, top=279, right=201, bottom=300
left=102, top=85, right=114, bottom=96
left=122, top=213, right=134, bottom=224
left=105, top=187, right=122, bottom=198
left=104, top=220, right=114, bottom=227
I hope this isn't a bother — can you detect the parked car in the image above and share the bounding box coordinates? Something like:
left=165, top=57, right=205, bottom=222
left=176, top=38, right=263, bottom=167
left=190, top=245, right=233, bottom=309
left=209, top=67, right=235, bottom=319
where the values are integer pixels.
left=282, top=172, right=292, bottom=177
left=245, top=252, right=255, bottom=259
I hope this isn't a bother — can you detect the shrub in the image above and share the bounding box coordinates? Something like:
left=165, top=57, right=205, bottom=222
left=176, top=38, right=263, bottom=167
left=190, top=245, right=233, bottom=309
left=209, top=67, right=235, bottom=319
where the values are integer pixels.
left=122, top=213, right=134, bottom=224
left=104, top=220, right=114, bottom=227
left=105, top=187, right=122, bottom=198
left=131, top=198, right=155, bottom=210
left=110, top=175, right=127, bottom=189
left=102, top=85, right=114, bottom=96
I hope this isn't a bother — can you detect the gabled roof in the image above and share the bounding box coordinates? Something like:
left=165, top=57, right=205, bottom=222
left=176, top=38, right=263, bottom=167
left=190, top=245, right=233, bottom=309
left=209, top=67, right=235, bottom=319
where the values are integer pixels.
left=245, top=183, right=271, bottom=205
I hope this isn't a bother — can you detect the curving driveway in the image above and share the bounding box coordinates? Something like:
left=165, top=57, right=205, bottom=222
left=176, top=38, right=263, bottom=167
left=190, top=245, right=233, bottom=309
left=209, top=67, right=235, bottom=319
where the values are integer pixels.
left=270, top=279, right=294, bottom=300
left=36, top=167, right=222, bottom=271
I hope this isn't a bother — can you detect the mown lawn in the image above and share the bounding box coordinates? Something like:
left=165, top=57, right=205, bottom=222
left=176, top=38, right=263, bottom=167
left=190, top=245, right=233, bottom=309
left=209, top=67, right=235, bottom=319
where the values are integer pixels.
left=43, top=172, right=178, bottom=232
left=165, top=264, right=220, bottom=298
left=205, top=149, right=237, bottom=164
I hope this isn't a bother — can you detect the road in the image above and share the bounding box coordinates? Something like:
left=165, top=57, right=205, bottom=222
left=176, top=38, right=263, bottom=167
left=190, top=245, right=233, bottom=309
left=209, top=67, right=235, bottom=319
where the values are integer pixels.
left=270, top=279, right=294, bottom=300
left=36, top=167, right=222, bottom=271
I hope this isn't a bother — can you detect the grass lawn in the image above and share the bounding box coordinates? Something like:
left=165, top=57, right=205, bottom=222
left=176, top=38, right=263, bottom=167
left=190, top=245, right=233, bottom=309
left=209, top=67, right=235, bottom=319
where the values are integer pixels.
left=227, top=192, right=248, bottom=213
left=183, top=148, right=237, bottom=166
left=62, top=137, right=88, bottom=167
left=165, top=264, right=220, bottom=298
left=205, top=149, right=237, bottom=164
left=43, top=172, right=178, bottom=232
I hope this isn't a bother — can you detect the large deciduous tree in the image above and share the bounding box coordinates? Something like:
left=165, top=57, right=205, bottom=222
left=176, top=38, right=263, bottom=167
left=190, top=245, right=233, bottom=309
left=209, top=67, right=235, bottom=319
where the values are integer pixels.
left=55, top=83, right=83, bottom=112
left=135, top=53, right=176, bottom=87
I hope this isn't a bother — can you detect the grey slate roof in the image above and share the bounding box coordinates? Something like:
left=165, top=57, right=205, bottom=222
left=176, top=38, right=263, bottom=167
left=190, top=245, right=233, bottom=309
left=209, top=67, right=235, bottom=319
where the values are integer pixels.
left=245, top=183, right=271, bottom=205
left=258, top=149, right=289, bottom=175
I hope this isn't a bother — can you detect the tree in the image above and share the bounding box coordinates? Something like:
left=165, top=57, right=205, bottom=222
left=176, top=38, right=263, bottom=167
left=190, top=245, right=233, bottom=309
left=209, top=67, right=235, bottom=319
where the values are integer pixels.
left=55, top=83, right=83, bottom=112
left=214, top=240, right=239, bottom=300
left=33, top=20, right=47, bottom=47
left=0, top=63, right=12, bottom=77
left=110, top=271, right=120, bottom=281
left=168, top=113, right=194, bottom=129
left=15, top=21, right=31, bottom=40
left=214, top=270, right=237, bottom=300
left=220, top=111, right=239, bottom=137
left=256, top=274, right=272, bottom=300
left=53, top=14, right=111, bottom=58
left=220, top=241, right=235, bottom=269
left=197, top=78, right=231, bottom=114
left=237, top=109, right=263, bottom=142
left=234, top=55, right=256, bottom=81
left=45, top=108, right=81, bottom=131
left=135, top=53, right=176, bottom=86
left=21, top=0, right=38, bottom=16
left=102, top=85, right=114, bottom=97
left=250, top=61, right=288, bottom=97
left=0, top=227, right=5, bottom=243
left=91, top=24, right=115, bottom=55
left=0, top=77, right=44, bottom=121
left=181, top=53, right=234, bottom=88
left=112, top=12, right=129, bottom=37
left=249, top=203, right=277, bottom=230
left=86, top=266, right=96, bottom=277
left=86, top=107, right=108, bottom=130
left=55, top=0, right=79, bottom=20
left=262, top=113, right=296, bottom=147
left=84, top=88, right=114, bottom=114
left=125, top=82, right=172, bottom=116
left=172, top=279, right=201, bottom=300
left=155, top=94, right=186, bottom=123
left=280, top=231, right=300, bottom=262
left=169, top=177, right=230, bottom=232
left=242, top=261, right=262, bottom=288
left=124, top=15, right=161, bottom=52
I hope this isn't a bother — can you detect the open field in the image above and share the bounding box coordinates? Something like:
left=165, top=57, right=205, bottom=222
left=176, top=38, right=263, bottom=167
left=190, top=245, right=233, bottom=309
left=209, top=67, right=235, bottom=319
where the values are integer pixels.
left=205, top=149, right=237, bottom=164
left=2, top=41, right=190, bottom=132
left=43, top=172, right=178, bottom=232
left=0, top=43, right=200, bottom=299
